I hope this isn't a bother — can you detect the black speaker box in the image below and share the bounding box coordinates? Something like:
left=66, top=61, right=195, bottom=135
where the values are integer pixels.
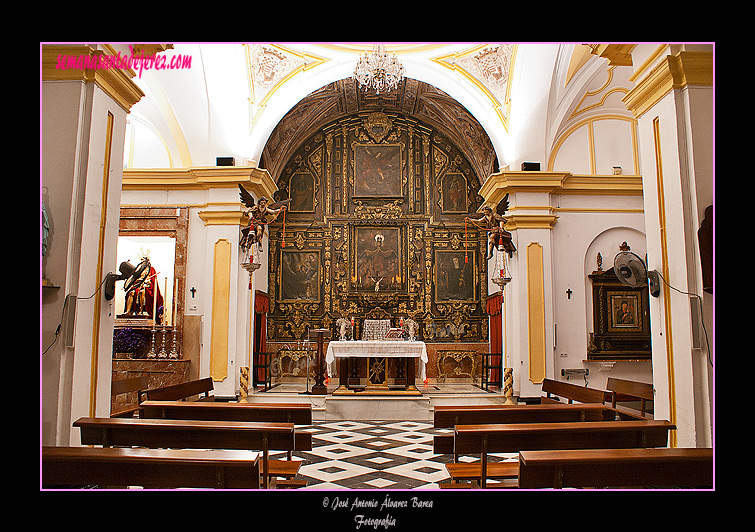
left=521, top=162, right=540, bottom=171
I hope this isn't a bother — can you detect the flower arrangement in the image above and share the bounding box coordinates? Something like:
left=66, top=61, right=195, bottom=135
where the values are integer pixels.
left=113, top=327, right=148, bottom=356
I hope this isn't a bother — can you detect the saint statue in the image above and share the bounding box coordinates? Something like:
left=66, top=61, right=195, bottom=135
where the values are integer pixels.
left=467, top=193, right=517, bottom=259
left=122, top=254, right=164, bottom=324
left=238, top=184, right=289, bottom=253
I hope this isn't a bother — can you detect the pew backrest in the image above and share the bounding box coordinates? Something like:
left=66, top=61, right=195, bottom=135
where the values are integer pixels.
left=110, top=376, right=150, bottom=417
left=541, top=378, right=610, bottom=405
left=454, top=420, right=675, bottom=455
left=517, top=448, right=713, bottom=489
left=606, top=377, right=654, bottom=418
left=139, top=400, right=313, bottom=452
left=73, top=416, right=295, bottom=489
left=143, top=377, right=215, bottom=402
left=42, top=446, right=261, bottom=489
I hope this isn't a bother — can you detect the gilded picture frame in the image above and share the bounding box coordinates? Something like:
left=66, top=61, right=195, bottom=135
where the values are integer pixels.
left=279, top=249, right=321, bottom=301
left=353, top=143, right=403, bottom=198
left=287, top=171, right=315, bottom=212
left=353, top=225, right=403, bottom=292
left=441, top=172, right=469, bottom=213
left=434, top=249, right=477, bottom=302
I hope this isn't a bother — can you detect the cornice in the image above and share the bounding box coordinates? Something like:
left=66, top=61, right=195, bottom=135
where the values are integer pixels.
left=122, top=166, right=278, bottom=198
left=622, top=51, right=713, bottom=118
left=480, top=171, right=642, bottom=205
left=41, top=44, right=144, bottom=112
left=197, top=210, right=247, bottom=227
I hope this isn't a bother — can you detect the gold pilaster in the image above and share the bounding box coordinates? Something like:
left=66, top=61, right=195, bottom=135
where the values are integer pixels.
left=526, top=242, right=546, bottom=385
left=210, top=239, right=232, bottom=382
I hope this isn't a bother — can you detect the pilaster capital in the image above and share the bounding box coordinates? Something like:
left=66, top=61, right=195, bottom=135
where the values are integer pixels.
left=41, top=44, right=145, bottom=112
left=622, top=51, right=713, bottom=118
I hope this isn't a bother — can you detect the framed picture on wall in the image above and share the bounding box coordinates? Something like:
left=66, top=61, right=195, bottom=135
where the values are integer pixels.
left=287, top=171, right=315, bottom=212
left=279, top=249, right=321, bottom=301
left=353, top=143, right=403, bottom=197
left=587, top=268, right=651, bottom=360
left=354, top=225, right=403, bottom=292
left=434, top=249, right=477, bottom=302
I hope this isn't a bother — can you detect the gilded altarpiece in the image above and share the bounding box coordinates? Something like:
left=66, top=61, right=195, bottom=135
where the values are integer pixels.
left=265, top=112, right=489, bottom=368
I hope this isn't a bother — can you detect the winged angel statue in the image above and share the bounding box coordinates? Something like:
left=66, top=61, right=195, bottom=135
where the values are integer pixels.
left=467, top=193, right=517, bottom=260
left=238, top=184, right=290, bottom=254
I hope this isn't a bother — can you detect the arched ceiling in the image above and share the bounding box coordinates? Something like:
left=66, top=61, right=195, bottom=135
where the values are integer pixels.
left=260, top=76, right=497, bottom=184
left=121, top=43, right=638, bottom=179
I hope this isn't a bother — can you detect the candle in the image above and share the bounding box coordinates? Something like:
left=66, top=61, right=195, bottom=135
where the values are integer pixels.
left=173, top=278, right=178, bottom=328
left=165, top=277, right=168, bottom=325
left=152, top=275, right=158, bottom=324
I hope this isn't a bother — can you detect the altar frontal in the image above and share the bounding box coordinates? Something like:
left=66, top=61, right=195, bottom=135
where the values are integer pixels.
left=327, top=320, right=426, bottom=396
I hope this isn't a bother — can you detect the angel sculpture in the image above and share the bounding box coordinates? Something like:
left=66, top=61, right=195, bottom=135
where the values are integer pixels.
left=468, top=193, right=517, bottom=260
left=238, top=184, right=290, bottom=253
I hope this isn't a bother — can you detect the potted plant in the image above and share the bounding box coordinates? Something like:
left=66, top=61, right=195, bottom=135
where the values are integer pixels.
left=113, top=327, right=148, bottom=358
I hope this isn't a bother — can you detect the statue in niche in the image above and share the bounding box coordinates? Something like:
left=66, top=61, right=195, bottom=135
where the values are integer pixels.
left=122, top=253, right=164, bottom=324
left=467, top=193, right=516, bottom=259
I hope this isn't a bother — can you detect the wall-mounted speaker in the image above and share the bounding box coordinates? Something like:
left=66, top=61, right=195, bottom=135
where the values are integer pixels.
left=521, top=162, right=540, bottom=171
left=216, top=157, right=235, bottom=166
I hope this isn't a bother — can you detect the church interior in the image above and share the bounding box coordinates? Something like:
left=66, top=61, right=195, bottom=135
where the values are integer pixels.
left=41, top=43, right=715, bottom=491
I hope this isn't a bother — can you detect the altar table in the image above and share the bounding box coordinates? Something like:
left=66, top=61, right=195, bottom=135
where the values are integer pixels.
left=325, top=340, right=428, bottom=386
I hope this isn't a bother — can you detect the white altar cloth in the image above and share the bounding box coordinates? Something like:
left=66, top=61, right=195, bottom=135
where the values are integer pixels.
left=326, top=340, right=428, bottom=382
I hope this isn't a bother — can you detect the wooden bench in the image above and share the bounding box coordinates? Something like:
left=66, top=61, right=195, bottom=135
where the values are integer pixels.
left=42, top=446, right=261, bottom=489
left=541, top=378, right=610, bottom=405
left=517, top=448, right=713, bottom=489
left=110, top=376, right=149, bottom=417
left=143, top=377, right=216, bottom=402
left=433, top=403, right=642, bottom=487
left=140, top=400, right=313, bottom=487
left=452, top=420, right=675, bottom=488
left=606, top=377, right=654, bottom=419
left=433, top=403, right=617, bottom=456
left=73, top=417, right=294, bottom=489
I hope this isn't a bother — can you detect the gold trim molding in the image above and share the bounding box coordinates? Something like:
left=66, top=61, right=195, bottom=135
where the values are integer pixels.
left=41, top=45, right=145, bottom=112
left=480, top=171, right=643, bottom=207
left=123, top=166, right=278, bottom=197
left=198, top=210, right=247, bottom=226
left=622, top=51, right=713, bottom=118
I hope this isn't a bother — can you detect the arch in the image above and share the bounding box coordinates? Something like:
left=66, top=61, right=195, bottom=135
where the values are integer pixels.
left=247, top=55, right=510, bottom=169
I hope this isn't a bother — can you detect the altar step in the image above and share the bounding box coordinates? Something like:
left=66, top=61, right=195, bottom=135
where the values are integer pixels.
left=243, top=382, right=507, bottom=421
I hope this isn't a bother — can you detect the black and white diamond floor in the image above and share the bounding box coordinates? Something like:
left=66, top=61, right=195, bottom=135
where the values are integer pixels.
left=271, top=419, right=516, bottom=490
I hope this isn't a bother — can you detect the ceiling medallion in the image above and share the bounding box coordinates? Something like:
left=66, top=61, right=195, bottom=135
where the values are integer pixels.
left=353, top=44, right=405, bottom=95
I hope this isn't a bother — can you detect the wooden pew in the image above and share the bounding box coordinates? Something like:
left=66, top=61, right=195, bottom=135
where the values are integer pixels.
left=453, top=420, right=675, bottom=488
left=140, top=400, right=313, bottom=487
left=433, top=403, right=616, bottom=455
left=517, top=448, right=713, bottom=489
left=73, top=417, right=294, bottom=489
left=541, top=378, right=610, bottom=405
left=42, top=446, right=261, bottom=489
left=433, top=403, right=636, bottom=487
left=606, top=377, right=654, bottom=419
left=143, top=377, right=215, bottom=402
left=110, top=376, right=149, bottom=418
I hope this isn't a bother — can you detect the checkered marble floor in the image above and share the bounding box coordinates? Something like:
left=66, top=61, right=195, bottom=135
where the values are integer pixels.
left=271, top=420, right=517, bottom=490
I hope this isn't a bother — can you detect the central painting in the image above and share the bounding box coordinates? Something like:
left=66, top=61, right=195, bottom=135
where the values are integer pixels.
left=353, top=144, right=403, bottom=198
left=354, top=225, right=404, bottom=292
